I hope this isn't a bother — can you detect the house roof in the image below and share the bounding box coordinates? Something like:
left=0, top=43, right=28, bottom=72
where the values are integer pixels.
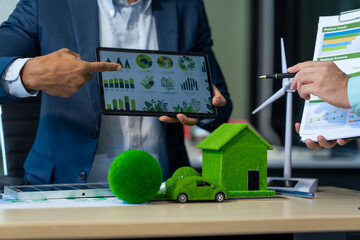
left=197, top=123, right=273, bottom=150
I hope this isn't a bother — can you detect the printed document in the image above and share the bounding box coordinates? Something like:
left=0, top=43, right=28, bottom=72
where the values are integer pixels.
left=300, top=13, right=360, bottom=141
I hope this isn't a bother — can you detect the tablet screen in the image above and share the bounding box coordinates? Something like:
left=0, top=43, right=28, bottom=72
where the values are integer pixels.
left=96, top=47, right=216, bottom=118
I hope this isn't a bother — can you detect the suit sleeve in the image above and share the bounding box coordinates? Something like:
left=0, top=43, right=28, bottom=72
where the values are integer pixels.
left=192, top=0, right=233, bottom=132
left=0, top=0, right=39, bottom=102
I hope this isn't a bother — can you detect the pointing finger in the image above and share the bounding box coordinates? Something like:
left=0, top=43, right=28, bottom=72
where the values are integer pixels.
left=85, top=61, right=121, bottom=72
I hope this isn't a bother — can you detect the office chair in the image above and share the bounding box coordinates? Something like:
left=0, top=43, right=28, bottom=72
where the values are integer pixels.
left=0, top=94, right=41, bottom=192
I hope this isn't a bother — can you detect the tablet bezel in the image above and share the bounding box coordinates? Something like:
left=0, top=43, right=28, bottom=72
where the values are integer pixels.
left=96, top=47, right=217, bottom=118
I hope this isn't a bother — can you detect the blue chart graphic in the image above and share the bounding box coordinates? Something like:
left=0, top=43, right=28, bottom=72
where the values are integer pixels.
left=320, top=27, right=360, bottom=56
left=305, top=100, right=347, bottom=129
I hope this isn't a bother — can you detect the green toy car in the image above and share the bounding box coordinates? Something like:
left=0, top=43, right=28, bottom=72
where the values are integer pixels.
left=166, top=167, right=229, bottom=203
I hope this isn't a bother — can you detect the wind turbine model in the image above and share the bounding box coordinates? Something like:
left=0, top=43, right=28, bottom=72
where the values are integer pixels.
left=252, top=38, right=318, bottom=198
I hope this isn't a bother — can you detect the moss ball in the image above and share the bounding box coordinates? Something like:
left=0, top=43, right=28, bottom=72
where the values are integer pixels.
left=108, top=149, right=163, bottom=204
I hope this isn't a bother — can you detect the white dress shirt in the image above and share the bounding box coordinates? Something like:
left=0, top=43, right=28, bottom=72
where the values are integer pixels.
left=88, top=0, right=169, bottom=182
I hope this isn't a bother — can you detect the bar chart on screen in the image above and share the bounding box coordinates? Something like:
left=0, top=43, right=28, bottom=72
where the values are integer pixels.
left=106, top=97, right=136, bottom=111
left=104, top=78, right=135, bottom=89
left=180, top=78, right=199, bottom=91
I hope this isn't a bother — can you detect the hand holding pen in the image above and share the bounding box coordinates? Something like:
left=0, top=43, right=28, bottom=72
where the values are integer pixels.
left=259, top=61, right=352, bottom=150
left=259, top=61, right=351, bottom=109
left=287, top=60, right=350, bottom=109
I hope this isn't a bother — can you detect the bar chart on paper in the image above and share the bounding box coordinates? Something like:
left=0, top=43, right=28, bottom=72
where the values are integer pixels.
left=320, top=24, right=360, bottom=56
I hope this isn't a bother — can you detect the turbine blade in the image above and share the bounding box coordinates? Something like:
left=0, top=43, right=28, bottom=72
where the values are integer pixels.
left=281, top=38, right=288, bottom=72
left=252, top=88, right=286, bottom=115
left=280, top=38, right=293, bottom=90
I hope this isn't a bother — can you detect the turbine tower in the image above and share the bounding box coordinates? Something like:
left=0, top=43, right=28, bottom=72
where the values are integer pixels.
left=252, top=38, right=318, bottom=198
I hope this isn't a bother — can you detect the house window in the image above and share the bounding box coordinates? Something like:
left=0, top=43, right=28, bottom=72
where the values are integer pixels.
left=248, top=171, right=259, bottom=190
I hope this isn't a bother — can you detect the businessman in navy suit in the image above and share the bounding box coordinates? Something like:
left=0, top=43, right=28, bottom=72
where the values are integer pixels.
left=0, top=0, right=232, bottom=184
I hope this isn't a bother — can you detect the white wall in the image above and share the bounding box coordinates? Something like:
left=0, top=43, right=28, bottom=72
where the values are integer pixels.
left=0, top=0, right=18, bottom=24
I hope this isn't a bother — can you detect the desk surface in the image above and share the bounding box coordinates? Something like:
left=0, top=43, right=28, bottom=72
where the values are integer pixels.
left=1, top=186, right=360, bottom=239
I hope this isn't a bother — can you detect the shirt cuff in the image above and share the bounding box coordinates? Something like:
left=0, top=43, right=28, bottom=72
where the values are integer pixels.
left=347, top=75, right=360, bottom=116
left=0, top=58, right=38, bottom=98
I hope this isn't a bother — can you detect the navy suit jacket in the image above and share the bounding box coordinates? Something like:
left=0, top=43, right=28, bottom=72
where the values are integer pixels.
left=0, top=0, right=232, bottom=184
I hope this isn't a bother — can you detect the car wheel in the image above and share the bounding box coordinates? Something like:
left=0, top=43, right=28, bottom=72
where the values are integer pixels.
left=177, top=193, right=188, bottom=203
left=215, top=192, right=225, bottom=202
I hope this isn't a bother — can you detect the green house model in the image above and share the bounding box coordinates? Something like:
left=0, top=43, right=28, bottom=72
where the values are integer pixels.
left=197, top=123, right=274, bottom=197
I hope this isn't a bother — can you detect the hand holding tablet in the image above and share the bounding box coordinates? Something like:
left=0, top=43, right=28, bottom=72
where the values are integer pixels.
left=96, top=47, right=217, bottom=118
left=159, top=85, right=226, bottom=125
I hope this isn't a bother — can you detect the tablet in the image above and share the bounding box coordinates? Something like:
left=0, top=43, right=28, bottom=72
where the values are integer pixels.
left=96, top=47, right=216, bottom=118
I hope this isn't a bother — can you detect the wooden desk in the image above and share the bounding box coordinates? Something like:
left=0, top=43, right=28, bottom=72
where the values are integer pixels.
left=0, top=186, right=360, bottom=239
